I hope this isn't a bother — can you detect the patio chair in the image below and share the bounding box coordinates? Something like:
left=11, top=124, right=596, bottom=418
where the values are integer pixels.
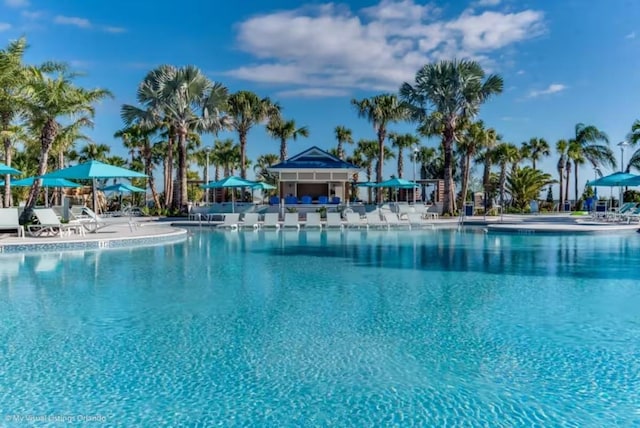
left=384, top=212, right=410, bottom=229
left=269, top=196, right=280, bottom=206
left=305, top=212, right=322, bottom=228
left=28, top=208, right=84, bottom=237
left=318, top=196, right=329, bottom=205
left=241, top=213, right=260, bottom=230
left=331, top=196, right=341, bottom=204
left=301, top=195, right=312, bottom=205
left=345, top=212, right=367, bottom=229
left=407, top=213, right=435, bottom=229
left=0, top=208, right=24, bottom=238
left=70, top=207, right=109, bottom=232
left=325, top=212, right=344, bottom=230
left=217, top=213, right=240, bottom=230
left=366, top=211, right=388, bottom=229
left=283, top=212, right=300, bottom=230
left=262, top=213, right=280, bottom=229
left=284, top=196, right=298, bottom=205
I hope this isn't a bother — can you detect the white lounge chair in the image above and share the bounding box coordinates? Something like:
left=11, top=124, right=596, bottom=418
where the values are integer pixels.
left=283, top=212, right=300, bottom=230
left=262, top=213, right=280, bottom=229
left=305, top=212, right=322, bottom=228
left=241, top=213, right=260, bottom=230
left=366, top=212, right=388, bottom=229
left=0, top=208, right=24, bottom=238
left=28, top=208, right=84, bottom=237
left=325, top=212, right=343, bottom=230
left=384, top=212, right=410, bottom=229
left=70, top=206, right=109, bottom=232
left=407, top=213, right=435, bottom=229
left=345, top=212, right=367, bottom=229
left=217, top=213, right=240, bottom=230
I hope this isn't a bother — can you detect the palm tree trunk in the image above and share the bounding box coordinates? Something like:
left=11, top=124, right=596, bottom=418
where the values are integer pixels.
left=280, top=138, right=287, bottom=162
left=4, top=137, right=12, bottom=208
left=482, top=157, right=492, bottom=209
left=337, top=142, right=344, bottom=160
left=574, top=168, right=579, bottom=203
left=240, top=130, right=248, bottom=179
left=558, top=168, right=564, bottom=211
left=176, top=129, right=188, bottom=211
left=499, top=165, right=507, bottom=208
left=564, top=170, right=570, bottom=208
left=24, top=119, right=57, bottom=215
left=143, top=148, right=161, bottom=210
left=367, top=167, right=372, bottom=203
left=164, top=135, right=174, bottom=209
left=376, top=127, right=386, bottom=203
left=442, top=130, right=455, bottom=215
left=461, top=152, right=471, bottom=208
left=397, top=148, right=404, bottom=178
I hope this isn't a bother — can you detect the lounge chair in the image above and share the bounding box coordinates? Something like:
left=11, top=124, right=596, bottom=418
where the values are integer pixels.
left=283, top=212, right=300, bottom=230
left=70, top=206, right=109, bottom=232
left=325, top=212, right=343, bottom=230
left=262, top=213, right=281, bottom=229
left=345, top=212, right=367, bottom=229
left=28, top=208, right=84, bottom=237
left=217, top=213, right=240, bottom=230
left=305, top=212, right=322, bottom=228
left=241, top=213, right=260, bottom=230
left=366, top=212, right=388, bottom=229
left=0, top=208, right=24, bottom=238
left=384, top=212, right=410, bottom=229
left=407, top=213, right=435, bottom=229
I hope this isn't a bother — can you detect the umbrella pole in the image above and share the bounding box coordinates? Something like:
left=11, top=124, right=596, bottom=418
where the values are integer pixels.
left=232, top=190, right=235, bottom=213
left=92, top=178, right=98, bottom=217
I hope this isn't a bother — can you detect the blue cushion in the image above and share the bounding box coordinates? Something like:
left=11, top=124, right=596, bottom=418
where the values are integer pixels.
left=331, top=196, right=341, bottom=204
left=269, top=196, right=280, bottom=205
left=285, top=196, right=298, bottom=205
left=318, top=196, right=328, bottom=204
left=301, top=195, right=312, bottom=204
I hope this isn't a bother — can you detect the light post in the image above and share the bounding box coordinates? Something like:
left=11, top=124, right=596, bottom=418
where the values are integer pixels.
left=618, top=141, right=629, bottom=172
left=413, top=146, right=418, bottom=205
left=204, top=148, right=210, bottom=204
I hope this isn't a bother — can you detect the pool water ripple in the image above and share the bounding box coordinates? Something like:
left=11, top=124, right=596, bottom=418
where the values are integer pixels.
left=1, top=230, right=639, bottom=426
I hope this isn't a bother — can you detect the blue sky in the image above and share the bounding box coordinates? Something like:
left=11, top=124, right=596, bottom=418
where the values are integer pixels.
left=1, top=0, right=639, bottom=195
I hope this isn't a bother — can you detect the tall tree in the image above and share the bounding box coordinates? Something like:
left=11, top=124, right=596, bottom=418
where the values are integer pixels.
left=354, top=139, right=379, bottom=203
left=23, top=68, right=111, bottom=215
left=77, top=142, right=110, bottom=162
left=266, top=117, right=309, bottom=162
left=522, top=137, right=550, bottom=170
left=458, top=121, right=494, bottom=206
left=226, top=91, right=280, bottom=179
left=388, top=132, right=419, bottom=179
left=401, top=59, right=503, bottom=215
left=569, top=123, right=614, bottom=202
left=253, top=153, right=280, bottom=183
left=556, top=139, right=568, bottom=210
left=492, top=142, right=519, bottom=209
left=352, top=94, right=409, bottom=202
left=334, top=125, right=353, bottom=160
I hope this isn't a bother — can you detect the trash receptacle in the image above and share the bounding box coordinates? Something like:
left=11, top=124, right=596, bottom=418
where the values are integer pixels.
left=563, top=201, right=571, bottom=212
left=464, top=203, right=474, bottom=216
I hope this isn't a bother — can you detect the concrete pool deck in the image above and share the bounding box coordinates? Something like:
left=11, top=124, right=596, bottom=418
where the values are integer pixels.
left=0, top=217, right=187, bottom=253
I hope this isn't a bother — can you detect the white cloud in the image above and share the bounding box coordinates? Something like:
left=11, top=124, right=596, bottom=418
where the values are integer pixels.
left=104, top=26, right=126, bottom=33
left=226, top=0, right=545, bottom=96
left=528, top=83, right=566, bottom=98
left=276, top=88, right=351, bottom=98
left=516, top=69, right=525, bottom=75
left=54, top=15, right=91, bottom=28
left=0, top=22, right=11, bottom=31
left=4, top=0, right=29, bottom=8
left=625, top=31, right=636, bottom=39
left=475, top=0, right=501, bottom=6
left=21, top=10, right=43, bottom=20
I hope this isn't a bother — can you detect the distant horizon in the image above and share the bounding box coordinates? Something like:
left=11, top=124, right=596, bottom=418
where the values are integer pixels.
left=1, top=0, right=639, bottom=198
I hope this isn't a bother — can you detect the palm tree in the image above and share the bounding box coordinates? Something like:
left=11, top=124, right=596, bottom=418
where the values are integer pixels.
left=388, top=132, right=419, bottom=179
left=254, top=153, right=279, bottom=183
left=522, top=137, right=550, bottom=170
left=506, top=166, right=555, bottom=211
left=400, top=59, right=503, bottom=215
left=354, top=139, right=379, bottom=203
left=492, top=142, right=519, bottom=209
left=351, top=94, right=409, bottom=202
left=266, top=117, right=309, bottom=162
left=334, top=125, right=353, bottom=160
left=458, top=121, right=494, bottom=206
left=226, top=90, right=280, bottom=179
left=626, top=120, right=640, bottom=172
left=22, top=68, right=111, bottom=214
left=411, top=145, right=437, bottom=202
left=77, top=142, right=111, bottom=162
left=115, top=125, right=162, bottom=209
left=569, top=123, right=614, bottom=202
left=556, top=139, right=568, bottom=210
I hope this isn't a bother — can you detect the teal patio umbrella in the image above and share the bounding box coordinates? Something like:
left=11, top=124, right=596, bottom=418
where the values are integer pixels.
left=588, top=171, right=638, bottom=206
left=374, top=178, right=418, bottom=202
left=101, top=183, right=146, bottom=214
left=201, top=176, right=256, bottom=213
left=43, top=160, right=147, bottom=216
left=10, top=176, right=81, bottom=206
left=251, top=181, right=276, bottom=204
left=0, top=163, right=21, bottom=175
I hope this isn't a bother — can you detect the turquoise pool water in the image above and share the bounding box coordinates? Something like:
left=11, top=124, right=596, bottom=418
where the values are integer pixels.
left=1, top=230, right=639, bottom=426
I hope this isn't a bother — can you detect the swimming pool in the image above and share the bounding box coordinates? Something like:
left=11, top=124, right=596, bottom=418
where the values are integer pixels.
left=1, top=229, right=639, bottom=426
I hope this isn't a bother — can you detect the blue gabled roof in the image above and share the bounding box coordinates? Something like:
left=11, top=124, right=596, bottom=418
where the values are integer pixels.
left=268, top=146, right=360, bottom=170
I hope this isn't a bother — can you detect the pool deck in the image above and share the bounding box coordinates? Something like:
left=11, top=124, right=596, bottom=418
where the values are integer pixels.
left=0, top=217, right=187, bottom=253
left=1, top=213, right=637, bottom=253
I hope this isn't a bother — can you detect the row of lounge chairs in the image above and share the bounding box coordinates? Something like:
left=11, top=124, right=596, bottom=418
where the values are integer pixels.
left=216, top=211, right=436, bottom=230
left=591, top=202, right=640, bottom=223
left=0, top=207, right=113, bottom=238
